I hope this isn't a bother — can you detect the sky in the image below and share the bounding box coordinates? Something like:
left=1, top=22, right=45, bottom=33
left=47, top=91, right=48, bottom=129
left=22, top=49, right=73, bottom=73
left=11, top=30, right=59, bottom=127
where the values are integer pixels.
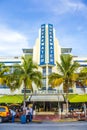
left=0, top=0, right=87, bottom=57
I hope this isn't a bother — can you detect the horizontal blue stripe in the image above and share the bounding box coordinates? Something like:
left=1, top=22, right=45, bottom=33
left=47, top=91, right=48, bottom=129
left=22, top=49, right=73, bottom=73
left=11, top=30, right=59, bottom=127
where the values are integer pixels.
left=0, top=61, right=21, bottom=63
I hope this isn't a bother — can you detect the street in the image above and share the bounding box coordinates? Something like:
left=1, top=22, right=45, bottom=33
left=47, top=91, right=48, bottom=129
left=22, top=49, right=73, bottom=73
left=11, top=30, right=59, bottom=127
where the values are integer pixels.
left=0, top=121, right=87, bottom=130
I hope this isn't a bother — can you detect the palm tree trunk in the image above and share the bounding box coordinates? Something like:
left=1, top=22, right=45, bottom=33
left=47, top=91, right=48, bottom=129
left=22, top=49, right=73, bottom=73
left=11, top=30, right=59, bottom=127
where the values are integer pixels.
left=58, top=98, right=61, bottom=119
left=23, top=82, right=26, bottom=109
left=66, top=93, right=69, bottom=116
left=66, top=98, right=69, bottom=115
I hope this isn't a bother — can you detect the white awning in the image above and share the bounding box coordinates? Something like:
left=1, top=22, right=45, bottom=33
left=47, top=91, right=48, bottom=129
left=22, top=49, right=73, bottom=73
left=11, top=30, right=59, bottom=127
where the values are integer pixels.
left=27, top=94, right=64, bottom=102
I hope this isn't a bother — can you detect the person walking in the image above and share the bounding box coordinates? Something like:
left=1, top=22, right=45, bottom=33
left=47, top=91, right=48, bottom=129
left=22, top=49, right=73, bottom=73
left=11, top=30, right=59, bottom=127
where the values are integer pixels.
left=26, top=107, right=30, bottom=123
left=10, top=109, right=16, bottom=123
left=29, top=105, right=33, bottom=122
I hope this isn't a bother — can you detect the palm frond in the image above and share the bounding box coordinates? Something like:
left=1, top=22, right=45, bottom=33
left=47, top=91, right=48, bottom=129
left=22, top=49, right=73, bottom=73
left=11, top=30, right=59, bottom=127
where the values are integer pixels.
left=49, top=54, right=80, bottom=93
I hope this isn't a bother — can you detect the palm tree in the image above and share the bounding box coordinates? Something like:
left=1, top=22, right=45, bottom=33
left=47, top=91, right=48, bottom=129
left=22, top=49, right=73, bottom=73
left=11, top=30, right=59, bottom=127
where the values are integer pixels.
left=79, top=67, right=87, bottom=87
left=78, top=67, right=87, bottom=118
left=0, top=63, right=9, bottom=86
left=49, top=54, right=80, bottom=114
left=6, top=56, right=42, bottom=108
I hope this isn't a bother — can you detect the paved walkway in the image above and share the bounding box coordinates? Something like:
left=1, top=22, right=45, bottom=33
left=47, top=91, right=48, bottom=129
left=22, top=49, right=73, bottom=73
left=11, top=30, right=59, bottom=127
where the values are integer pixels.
left=32, top=114, right=79, bottom=123
left=14, top=113, right=87, bottom=123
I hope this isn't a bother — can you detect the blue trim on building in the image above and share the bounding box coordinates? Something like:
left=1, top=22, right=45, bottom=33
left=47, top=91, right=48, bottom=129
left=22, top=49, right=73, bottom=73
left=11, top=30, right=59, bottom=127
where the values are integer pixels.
left=0, top=85, right=9, bottom=89
left=40, top=24, right=46, bottom=65
left=48, top=24, right=54, bottom=65
left=76, top=85, right=86, bottom=88
left=0, top=61, right=21, bottom=63
left=80, top=65, right=87, bottom=66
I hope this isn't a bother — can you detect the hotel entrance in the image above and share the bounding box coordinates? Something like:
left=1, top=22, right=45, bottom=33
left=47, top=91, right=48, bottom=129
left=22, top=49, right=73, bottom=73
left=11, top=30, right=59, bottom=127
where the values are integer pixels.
left=27, top=94, right=64, bottom=114
left=33, top=101, right=63, bottom=112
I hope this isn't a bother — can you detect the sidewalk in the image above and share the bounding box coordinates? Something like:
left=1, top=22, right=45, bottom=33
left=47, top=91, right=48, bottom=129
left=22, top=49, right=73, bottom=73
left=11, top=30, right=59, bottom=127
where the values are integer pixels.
left=14, top=114, right=87, bottom=123
left=32, top=114, right=78, bottom=123
left=15, top=117, right=78, bottom=123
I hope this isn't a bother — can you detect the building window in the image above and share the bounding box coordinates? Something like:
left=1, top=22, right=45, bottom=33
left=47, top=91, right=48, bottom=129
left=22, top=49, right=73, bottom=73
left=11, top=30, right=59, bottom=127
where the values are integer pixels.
left=42, top=78, right=46, bottom=87
left=49, top=31, right=52, bottom=35
left=48, top=67, right=52, bottom=75
left=41, top=35, right=44, bottom=38
left=50, top=35, right=53, bottom=38
left=41, top=42, right=44, bottom=45
left=50, top=42, right=53, bottom=45
left=41, top=29, right=45, bottom=31
left=42, top=67, right=46, bottom=76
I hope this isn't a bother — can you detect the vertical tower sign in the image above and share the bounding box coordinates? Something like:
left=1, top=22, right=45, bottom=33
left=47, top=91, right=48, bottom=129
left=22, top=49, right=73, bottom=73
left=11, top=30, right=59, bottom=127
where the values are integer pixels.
left=40, top=24, right=45, bottom=65
left=40, top=24, right=54, bottom=65
left=48, top=24, right=54, bottom=65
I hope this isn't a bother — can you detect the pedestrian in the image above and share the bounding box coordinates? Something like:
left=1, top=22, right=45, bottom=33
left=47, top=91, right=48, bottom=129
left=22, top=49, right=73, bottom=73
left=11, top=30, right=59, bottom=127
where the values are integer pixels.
left=26, top=107, right=30, bottom=123
left=29, top=105, right=33, bottom=122
left=10, top=109, right=16, bottom=123
left=20, top=111, right=26, bottom=124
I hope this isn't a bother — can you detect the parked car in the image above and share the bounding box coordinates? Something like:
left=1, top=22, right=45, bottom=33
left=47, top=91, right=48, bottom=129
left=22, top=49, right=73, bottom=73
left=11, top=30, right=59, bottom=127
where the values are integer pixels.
left=0, top=106, right=12, bottom=123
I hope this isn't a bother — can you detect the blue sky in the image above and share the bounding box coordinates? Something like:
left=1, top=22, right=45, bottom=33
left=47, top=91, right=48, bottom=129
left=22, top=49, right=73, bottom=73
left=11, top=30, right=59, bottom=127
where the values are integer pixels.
left=0, top=0, right=87, bottom=57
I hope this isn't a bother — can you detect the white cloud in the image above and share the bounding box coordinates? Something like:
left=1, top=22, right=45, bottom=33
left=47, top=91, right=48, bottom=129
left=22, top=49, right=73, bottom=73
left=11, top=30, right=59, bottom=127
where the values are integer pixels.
left=0, top=25, right=29, bottom=56
left=66, top=0, right=85, bottom=9
left=23, top=0, right=87, bottom=15
left=49, top=0, right=87, bottom=15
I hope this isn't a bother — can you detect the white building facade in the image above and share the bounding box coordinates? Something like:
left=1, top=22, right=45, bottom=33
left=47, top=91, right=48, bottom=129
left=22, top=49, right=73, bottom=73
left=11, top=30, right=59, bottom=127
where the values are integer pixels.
left=0, top=56, right=22, bottom=95
left=0, top=24, right=87, bottom=96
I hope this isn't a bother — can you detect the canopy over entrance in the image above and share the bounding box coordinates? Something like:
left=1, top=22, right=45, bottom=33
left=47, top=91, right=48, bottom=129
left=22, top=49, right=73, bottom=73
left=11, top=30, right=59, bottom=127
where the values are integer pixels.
left=68, top=94, right=87, bottom=103
left=27, top=94, right=64, bottom=102
left=0, top=95, right=23, bottom=104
